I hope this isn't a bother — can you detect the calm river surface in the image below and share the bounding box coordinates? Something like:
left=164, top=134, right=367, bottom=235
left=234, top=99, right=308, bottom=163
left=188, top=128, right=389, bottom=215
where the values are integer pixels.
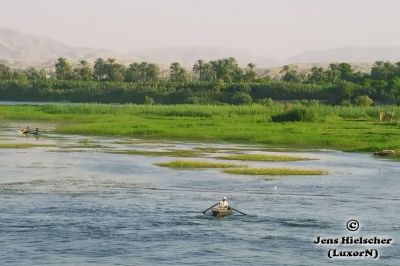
left=0, top=122, right=399, bottom=265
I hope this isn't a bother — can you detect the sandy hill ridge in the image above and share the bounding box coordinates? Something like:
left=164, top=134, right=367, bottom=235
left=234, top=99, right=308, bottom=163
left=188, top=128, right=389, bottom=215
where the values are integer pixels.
left=1, top=28, right=400, bottom=70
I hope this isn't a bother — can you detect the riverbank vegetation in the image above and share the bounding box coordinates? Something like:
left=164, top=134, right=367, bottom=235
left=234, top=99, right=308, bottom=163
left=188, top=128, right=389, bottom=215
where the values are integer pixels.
left=1, top=57, right=400, bottom=105
left=1, top=103, right=400, bottom=152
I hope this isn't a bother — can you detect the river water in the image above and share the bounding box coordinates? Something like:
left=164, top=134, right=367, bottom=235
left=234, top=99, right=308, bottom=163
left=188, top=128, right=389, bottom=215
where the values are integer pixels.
left=0, top=122, right=399, bottom=265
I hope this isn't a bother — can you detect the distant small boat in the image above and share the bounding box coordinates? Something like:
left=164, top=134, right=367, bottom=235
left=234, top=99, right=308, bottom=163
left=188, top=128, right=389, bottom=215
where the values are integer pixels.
left=212, top=206, right=233, bottom=217
left=19, top=129, right=39, bottom=135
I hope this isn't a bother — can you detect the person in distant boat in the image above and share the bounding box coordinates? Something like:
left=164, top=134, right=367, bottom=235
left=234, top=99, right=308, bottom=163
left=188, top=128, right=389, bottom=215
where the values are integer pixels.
left=218, top=197, right=229, bottom=208
left=21, top=126, right=30, bottom=134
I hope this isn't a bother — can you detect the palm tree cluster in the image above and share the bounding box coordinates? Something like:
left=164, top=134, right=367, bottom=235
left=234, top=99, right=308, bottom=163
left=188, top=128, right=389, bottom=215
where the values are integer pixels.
left=2, top=58, right=400, bottom=104
left=279, top=63, right=365, bottom=83
left=51, top=57, right=259, bottom=83
left=192, top=58, right=257, bottom=82
left=55, top=57, right=160, bottom=82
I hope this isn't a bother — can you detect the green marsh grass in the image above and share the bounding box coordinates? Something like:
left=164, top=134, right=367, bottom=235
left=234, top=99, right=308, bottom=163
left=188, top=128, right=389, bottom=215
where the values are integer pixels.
left=2, top=104, right=400, bottom=151
left=155, top=160, right=245, bottom=169
left=218, top=154, right=311, bottom=161
left=223, top=167, right=327, bottom=176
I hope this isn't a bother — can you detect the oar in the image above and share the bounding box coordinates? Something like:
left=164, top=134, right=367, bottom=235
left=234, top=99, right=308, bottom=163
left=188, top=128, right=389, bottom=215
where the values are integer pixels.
left=231, top=207, right=247, bottom=215
left=202, top=203, right=218, bottom=214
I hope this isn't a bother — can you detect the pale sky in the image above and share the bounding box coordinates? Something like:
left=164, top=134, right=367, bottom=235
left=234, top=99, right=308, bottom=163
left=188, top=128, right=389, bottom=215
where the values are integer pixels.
left=1, top=0, right=400, bottom=58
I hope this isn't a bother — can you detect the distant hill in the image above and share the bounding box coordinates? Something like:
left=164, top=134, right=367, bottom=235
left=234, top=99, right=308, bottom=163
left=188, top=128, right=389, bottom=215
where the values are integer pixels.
left=0, top=28, right=117, bottom=68
left=2, top=28, right=400, bottom=70
left=287, top=46, right=400, bottom=64
left=126, top=46, right=279, bottom=67
left=0, top=28, right=278, bottom=68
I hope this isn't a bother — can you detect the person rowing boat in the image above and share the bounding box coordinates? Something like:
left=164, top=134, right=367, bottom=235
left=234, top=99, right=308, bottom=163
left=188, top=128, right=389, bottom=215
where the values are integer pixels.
left=20, top=126, right=31, bottom=134
left=202, top=197, right=246, bottom=217
left=212, top=197, right=232, bottom=217
left=218, top=196, right=229, bottom=208
left=19, top=127, right=39, bottom=135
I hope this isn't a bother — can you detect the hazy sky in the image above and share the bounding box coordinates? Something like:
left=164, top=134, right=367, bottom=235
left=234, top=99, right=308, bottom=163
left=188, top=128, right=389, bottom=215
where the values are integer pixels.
left=1, top=0, right=400, bottom=58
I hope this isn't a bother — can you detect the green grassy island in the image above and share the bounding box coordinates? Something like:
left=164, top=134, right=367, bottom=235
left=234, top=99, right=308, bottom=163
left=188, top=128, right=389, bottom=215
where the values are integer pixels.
left=1, top=103, right=400, bottom=152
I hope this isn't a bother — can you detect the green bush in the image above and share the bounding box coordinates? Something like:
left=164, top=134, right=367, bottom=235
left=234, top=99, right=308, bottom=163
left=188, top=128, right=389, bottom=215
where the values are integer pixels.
left=340, top=100, right=352, bottom=106
left=257, top=97, right=273, bottom=106
left=230, top=92, right=252, bottom=105
left=144, top=96, right=155, bottom=105
left=272, top=107, right=319, bottom=122
left=185, top=96, right=201, bottom=104
left=355, top=95, right=373, bottom=107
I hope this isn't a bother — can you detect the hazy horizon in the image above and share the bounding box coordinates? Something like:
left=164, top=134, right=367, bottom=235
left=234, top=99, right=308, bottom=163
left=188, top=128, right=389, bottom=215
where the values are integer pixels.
left=1, top=0, right=400, bottom=59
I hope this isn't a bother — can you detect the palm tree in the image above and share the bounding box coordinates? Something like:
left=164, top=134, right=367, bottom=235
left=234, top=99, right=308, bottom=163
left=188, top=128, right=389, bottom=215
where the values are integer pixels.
left=94, top=58, right=106, bottom=81
left=76, top=60, right=93, bottom=81
left=209, top=57, right=241, bottom=81
left=201, top=63, right=214, bottom=81
left=280, top=65, right=302, bottom=82
left=279, top=65, right=292, bottom=75
left=0, top=64, right=12, bottom=79
left=371, top=61, right=396, bottom=80
left=193, top=59, right=205, bottom=81
left=107, top=58, right=116, bottom=64
left=210, top=59, right=228, bottom=81
left=308, top=67, right=326, bottom=83
left=146, top=63, right=159, bottom=82
left=139, top=62, right=149, bottom=81
left=247, top=63, right=256, bottom=71
left=25, top=67, right=47, bottom=81
left=169, top=62, right=180, bottom=81
left=105, top=58, right=125, bottom=82
left=395, top=62, right=400, bottom=76
left=326, top=64, right=341, bottom=82
left=55, top=57, right=72, bottom=80
left=246, top=63, right=256, bottom=81
left=126, top=62, right=141, bottom=82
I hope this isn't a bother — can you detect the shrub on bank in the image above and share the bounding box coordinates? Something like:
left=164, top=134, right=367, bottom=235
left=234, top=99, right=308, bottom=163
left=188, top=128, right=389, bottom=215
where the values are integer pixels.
left=355, top=95, right=373, bottom=107
left=230, top=92, right=253, bottom=105
left=272, top=107, right=319, bottom=122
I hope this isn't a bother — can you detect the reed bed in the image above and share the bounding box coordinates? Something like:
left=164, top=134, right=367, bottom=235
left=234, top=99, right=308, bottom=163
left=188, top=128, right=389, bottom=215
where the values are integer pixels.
left=39, top=103, right=400, bottom=119
left=2, top=104, right=400, bottom=152
left=155, top=160, right=245, bottom=169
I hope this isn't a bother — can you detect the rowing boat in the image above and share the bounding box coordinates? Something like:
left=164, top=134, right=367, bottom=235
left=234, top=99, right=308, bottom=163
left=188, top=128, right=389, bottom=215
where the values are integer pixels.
left=212, top=206, right=233, bottom=217
left=19, top=130, right=39, bottom=135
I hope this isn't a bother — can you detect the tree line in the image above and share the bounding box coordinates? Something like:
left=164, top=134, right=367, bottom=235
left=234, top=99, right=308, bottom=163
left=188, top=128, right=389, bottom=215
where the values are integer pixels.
left=0, top=57, right=263, bottom=83
left=1, top=57, right=400, bottom=105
